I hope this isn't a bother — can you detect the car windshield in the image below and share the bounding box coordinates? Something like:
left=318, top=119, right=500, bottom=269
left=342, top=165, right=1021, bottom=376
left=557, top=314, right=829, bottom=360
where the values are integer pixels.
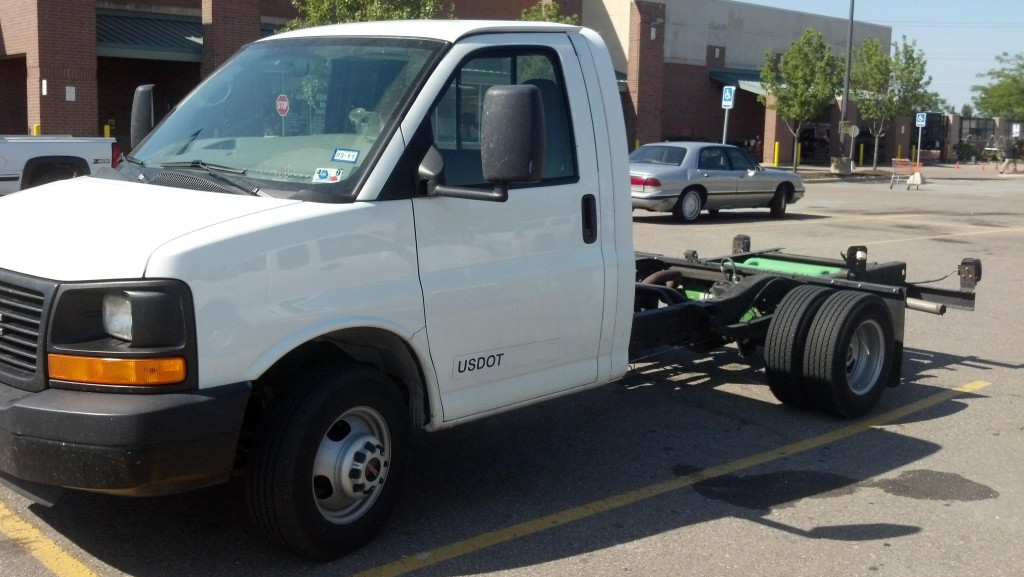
left=125, top=36, right=444, bottom=201
left=629, top=145, right=686, bottom=165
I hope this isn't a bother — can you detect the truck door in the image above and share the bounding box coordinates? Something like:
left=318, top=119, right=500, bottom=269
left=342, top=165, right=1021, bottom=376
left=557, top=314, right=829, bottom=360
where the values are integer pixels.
left=413, top=38, right=606, bottom=421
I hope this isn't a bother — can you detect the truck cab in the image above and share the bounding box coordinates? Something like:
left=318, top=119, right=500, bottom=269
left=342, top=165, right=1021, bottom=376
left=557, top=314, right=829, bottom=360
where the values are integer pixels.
left=0, top=21, right=632, bottom=560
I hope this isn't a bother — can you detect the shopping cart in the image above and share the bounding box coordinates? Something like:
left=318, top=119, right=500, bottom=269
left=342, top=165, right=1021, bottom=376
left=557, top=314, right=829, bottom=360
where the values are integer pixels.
left=890, top=158, right=923, bottom=190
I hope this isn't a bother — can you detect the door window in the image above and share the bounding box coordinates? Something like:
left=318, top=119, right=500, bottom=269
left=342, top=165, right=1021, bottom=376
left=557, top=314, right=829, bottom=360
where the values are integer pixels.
left=431, top=50, right=577, bottom=186
left=698, top=147, right=730, bottom=170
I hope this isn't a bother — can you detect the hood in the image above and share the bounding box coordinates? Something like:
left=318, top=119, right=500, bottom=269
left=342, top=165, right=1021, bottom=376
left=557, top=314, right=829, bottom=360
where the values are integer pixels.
left=0, top=177, right=299, bottom=281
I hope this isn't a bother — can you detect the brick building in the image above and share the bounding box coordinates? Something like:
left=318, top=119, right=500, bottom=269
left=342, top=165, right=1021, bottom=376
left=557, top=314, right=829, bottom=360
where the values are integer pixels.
left=0, top=0, right=901, bottom=165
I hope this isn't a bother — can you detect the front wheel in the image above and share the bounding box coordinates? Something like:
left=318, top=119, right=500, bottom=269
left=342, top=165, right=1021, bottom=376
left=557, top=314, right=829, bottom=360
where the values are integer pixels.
left=672, top=189, right=703, bottom=223
left=769, top=184, right=789, bottom=218
left=803, top=292, right=895, bottom=418
left=246, top=363, right=408, bottom=560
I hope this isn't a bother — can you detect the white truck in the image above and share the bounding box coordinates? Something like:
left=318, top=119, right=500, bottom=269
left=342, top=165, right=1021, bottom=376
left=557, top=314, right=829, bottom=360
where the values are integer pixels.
left=0, top=135, right=118, bottom=195
left=0, top=21, right=980, bottom=560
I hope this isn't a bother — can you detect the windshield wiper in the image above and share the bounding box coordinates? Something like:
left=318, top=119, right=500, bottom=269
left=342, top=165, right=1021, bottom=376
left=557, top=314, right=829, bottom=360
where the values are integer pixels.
left=160, top=160, right=265, bottom=196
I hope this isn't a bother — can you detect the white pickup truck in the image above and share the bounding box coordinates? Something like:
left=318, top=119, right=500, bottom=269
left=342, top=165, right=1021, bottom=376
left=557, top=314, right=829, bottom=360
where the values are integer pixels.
left=0, top=20, right=980, bottom=560
left=0, top=135, right=118, bottom=195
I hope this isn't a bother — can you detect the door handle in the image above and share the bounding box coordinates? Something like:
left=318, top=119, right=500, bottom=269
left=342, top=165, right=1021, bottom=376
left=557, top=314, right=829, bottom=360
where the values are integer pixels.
left=581, top=194, right=597, bottom=244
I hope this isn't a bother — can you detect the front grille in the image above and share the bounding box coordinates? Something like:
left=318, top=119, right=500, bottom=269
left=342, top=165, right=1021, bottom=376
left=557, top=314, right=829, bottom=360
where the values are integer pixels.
left=0, top=270, right=55, bottom=392
left=0, top=280, right=44, bottom=372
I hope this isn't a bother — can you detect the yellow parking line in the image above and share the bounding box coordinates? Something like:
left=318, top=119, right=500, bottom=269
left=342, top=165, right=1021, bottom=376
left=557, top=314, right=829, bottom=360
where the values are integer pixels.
left=0, top=501, right=99, bottom=577
left=356, top=380, right=992, bottom=577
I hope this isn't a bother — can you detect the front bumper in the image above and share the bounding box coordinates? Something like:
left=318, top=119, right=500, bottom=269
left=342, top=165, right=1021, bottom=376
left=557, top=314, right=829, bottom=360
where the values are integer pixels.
left=0, top=381, right=250, bottom=502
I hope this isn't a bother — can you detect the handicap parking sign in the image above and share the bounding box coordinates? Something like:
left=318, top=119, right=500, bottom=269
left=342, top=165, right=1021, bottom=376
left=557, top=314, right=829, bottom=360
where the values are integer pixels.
left=722, top=86, right=735, bottom=109
left=915, top=112, right=927, bottom=127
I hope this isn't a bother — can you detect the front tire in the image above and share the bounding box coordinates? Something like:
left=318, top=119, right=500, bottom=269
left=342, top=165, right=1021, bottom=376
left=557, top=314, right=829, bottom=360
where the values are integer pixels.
left=672, top=188, right=703, bottom=223
left=769, top=184, right=789, bottom=218
left=246, top=363, right=408, bottom=560
left=803, top=292, right=895, bottom=418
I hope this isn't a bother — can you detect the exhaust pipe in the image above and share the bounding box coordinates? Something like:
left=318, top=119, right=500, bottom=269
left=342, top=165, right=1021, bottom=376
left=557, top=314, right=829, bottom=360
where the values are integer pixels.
left=906, top=297, right=946, bottom=315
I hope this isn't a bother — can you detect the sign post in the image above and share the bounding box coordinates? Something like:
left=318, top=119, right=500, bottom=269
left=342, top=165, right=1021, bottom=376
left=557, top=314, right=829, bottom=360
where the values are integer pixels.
left=915, top=112, right=926, bottom=165
left=721, top=86, right=735, bottom=144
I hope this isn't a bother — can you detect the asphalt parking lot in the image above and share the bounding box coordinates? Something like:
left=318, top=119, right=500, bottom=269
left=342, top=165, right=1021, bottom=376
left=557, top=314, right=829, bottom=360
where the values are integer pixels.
left=2, top=163, right=1022, bottom=577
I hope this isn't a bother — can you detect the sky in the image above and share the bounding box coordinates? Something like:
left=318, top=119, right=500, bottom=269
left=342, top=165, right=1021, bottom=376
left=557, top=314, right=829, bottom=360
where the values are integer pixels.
left=738, top=0, right=1024, bottom=111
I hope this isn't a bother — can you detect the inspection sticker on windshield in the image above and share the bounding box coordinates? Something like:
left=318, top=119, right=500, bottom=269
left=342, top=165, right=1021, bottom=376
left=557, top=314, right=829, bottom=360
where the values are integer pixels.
left=313, top=168, right=343, bottom=183
left=332, top=148, right=359, bottom=163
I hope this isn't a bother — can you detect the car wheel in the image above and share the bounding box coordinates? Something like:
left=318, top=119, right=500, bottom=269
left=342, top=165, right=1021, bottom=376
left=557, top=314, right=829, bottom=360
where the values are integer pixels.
left=802, top=291, right=895, bottom=418
left=672, top=189, right=703, bottom=223
left=764, top=285, right=834, bottom=409
left=246, top=362, right=408, bottom=560
left=770, top=184, right=789, bottom=218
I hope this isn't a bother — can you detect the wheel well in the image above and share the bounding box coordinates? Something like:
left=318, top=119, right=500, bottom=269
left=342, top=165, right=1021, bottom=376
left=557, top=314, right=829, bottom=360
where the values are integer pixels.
left=22, top=156, right=90, bottom=188
left=238, top=328, right=429, bottom=471
left=683, top=185, right=707, bottom=203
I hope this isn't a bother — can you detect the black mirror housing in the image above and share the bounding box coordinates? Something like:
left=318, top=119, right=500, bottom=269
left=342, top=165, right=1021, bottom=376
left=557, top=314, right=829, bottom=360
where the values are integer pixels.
left=130, top=84, right=155, bottom=151
left=481, top=84, right=545, bottom=184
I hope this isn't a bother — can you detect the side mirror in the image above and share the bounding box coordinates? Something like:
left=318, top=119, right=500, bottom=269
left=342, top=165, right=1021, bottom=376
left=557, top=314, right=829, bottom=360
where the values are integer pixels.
left=480, top=84, right=545, bottom=184
left=130, top=84, right=155, bottom=151
left=421, top=84, right=545, bottom=202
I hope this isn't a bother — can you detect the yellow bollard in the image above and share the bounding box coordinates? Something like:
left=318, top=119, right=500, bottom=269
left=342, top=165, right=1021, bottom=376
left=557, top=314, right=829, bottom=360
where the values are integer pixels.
left=104, top=125, right=111, bottom=138
left=859, top=143, right=864, bottom=167
left=32, top=124, right=41, bottom=135
left=796, top=142, right=802, bottom=168
left=773, top=142, right=779, bottom=166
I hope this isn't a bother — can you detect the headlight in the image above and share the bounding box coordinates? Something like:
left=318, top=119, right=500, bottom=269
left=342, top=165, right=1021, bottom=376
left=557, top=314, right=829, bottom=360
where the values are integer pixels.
left=48, top=280, right=196, bottom=390
left=101, top=290, right=184, bottom=347
left=103, top=293, right=134, bottom=341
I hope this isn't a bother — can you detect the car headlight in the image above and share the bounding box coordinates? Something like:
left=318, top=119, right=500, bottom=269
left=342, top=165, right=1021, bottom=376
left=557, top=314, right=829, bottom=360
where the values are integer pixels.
left=101, top=290, right=184, bottom=347
left=48, top=280, right=196, bottom=390
left=103, top=293, right=134, bottom=341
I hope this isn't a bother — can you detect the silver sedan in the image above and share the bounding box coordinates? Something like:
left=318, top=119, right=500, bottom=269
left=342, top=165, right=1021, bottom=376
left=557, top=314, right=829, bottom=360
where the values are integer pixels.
left=630, top=141, right=805, bottom=223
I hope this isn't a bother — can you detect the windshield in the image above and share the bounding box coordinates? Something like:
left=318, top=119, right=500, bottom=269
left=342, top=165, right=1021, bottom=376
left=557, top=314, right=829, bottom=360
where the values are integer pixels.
left=127, top=36, right=444, bottom=200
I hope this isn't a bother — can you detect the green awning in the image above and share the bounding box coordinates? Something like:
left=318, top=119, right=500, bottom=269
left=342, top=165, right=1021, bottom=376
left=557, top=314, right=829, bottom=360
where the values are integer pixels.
left=97, top=12, right=204, bottom=62
left=708, top=68, right=767, bottom=96
left=97, top=12, right=282, bottom=63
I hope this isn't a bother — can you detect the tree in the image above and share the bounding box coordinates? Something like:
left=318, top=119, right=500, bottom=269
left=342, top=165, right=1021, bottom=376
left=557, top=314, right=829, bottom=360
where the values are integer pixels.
left=758, top=29, right=841, bottom=171
left=850, top=36, right=931, bottom=169
left=971, top=52, right=1024, bottom=119
left=960, top=103, right=974, bottom=118
left=520, top=0, right=579, bottom=24
left=285, top=0, right=443, bottom=30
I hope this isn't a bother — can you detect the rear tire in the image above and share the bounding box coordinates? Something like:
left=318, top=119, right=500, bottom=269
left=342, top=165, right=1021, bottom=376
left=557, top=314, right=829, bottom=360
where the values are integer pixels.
left=803, top=292, right=895, bottom=418
left=672, top=189, right=703, bottom=223
left=764, top=285, right=833, bottom=409
left=246, top=363, right=408, bottom=560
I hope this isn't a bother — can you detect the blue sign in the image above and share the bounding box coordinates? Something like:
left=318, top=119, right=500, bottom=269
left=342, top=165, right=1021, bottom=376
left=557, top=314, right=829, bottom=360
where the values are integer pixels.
left=915, top=112, right=927, bottom=127
left=722, top=86, right=736, bottom=110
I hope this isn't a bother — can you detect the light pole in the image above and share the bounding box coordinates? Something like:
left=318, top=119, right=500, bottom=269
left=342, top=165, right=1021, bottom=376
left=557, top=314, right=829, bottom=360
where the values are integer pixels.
left=839, top=0, right=854, bottom=169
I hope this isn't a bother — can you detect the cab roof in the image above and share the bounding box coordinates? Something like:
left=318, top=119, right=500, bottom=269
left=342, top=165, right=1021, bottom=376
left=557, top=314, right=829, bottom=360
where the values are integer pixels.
left=263, top=20, right=580, bottom=44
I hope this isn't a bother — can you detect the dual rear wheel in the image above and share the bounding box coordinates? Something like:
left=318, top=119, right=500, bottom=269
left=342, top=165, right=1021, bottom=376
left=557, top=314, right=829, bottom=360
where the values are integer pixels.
left=765, top=287, right=895, bottom=418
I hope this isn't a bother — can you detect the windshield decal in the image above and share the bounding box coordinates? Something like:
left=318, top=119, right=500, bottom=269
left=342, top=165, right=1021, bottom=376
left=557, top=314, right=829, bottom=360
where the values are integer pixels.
left=332, top=148, right=360, bottom=163
left=313, top=168, right=343, bottom=183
